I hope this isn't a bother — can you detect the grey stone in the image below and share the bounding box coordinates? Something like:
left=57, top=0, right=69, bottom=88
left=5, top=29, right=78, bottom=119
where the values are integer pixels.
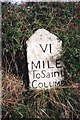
left=26, top=29, right=64, bottom=89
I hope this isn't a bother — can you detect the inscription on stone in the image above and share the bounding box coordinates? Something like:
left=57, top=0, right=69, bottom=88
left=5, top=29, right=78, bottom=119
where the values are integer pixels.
left=26, top=29, right=64, bottom=89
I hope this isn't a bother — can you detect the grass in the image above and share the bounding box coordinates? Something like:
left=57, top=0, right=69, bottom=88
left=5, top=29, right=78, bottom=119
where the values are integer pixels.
left=2, top=2, right=80, bottom=119
left=2, top=71, right=80, bottom=119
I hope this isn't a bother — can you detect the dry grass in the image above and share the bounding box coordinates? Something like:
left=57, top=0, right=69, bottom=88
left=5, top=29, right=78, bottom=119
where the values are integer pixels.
left=2, top=71, right=80, bottom=119
left=2, top=71, right=25, bottom=102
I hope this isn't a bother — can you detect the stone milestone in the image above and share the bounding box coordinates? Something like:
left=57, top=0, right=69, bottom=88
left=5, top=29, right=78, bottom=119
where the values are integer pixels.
left=26, top=29, right=64, bottom=89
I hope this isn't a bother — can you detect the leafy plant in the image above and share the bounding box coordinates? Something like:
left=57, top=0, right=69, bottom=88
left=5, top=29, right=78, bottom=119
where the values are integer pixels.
left=2, top=2, right=80, bottom=119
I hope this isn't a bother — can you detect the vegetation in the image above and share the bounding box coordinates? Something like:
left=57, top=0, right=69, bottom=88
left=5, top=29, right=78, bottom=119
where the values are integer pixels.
left=2, top=2, right=80, bottom=119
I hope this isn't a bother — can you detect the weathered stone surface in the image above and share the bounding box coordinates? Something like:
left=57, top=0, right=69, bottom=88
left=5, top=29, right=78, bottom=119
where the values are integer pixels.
left=26, top=29, right=64, bottom=89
